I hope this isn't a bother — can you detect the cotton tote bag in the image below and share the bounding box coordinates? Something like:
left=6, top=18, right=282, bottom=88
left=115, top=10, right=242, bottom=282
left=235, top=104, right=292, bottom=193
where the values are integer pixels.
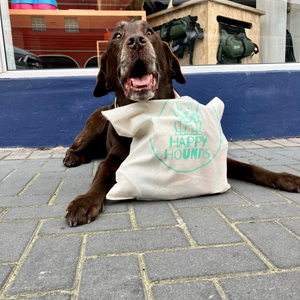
left=102, top=96, right=230, bottom=200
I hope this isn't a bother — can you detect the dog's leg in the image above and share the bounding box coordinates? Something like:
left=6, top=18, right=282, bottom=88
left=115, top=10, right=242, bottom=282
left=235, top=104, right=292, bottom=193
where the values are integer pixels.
left=65, top=130, right=131, bottom=226
left=63, top=105, right=111, bottom=167
left=227, top=158, right=300, bottom=193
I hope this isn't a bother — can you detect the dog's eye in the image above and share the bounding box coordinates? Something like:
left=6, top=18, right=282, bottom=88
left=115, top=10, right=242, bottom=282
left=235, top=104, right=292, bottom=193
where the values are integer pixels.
left=113, top=33, right=122, bottom=39
left=146, top=29, right=154, bottom=35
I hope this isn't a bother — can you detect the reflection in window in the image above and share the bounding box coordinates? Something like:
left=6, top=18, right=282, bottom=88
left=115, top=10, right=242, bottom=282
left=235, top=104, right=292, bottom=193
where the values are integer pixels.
left=64, top=18, right=79, bottom=33
left=31, top=17, right=46, bottom=32
left=39, top=55, right=79, bottom=68
left=84, top=56, right=98, bottom=68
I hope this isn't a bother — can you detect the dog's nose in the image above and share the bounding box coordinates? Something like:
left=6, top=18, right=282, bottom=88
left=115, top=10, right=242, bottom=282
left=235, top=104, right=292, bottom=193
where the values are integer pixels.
left=127, top=34, right=147, bottom=50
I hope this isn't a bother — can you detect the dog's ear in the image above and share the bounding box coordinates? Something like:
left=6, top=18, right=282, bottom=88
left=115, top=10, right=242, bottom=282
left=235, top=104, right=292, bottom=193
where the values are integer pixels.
left=162, top=41, right=186, bottom=85
left=93, top=51, right=113, bottom=97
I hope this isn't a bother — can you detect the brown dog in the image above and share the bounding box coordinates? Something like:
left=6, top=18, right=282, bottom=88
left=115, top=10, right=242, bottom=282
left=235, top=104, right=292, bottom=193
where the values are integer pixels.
left=64, top=20, right=300, bottom=227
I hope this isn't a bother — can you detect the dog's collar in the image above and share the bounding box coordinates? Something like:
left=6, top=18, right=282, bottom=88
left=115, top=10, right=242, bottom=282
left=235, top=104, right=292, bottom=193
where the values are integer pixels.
left=114, top=89, right=180, bottom=108
left=114, top=97, right=119, bottom=108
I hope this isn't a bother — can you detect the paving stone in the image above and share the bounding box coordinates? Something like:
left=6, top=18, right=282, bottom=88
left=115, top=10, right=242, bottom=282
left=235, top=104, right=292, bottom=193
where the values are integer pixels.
left=3, top=150, right=33, bottom=160
left=170, top=189, right=247, bottom=209
left=230, top=182, right=286, bottom=204
left=54, top=178, right=93, bottom=204
left=40, top=214, right=132, bottom=235
left=15, top=160, right=49, bottom=173
left=0, top=221, right=39, bottom=262
left=144, top=245, right=268, bottom=281
left=133, top=201, right=178, bottom=228
left=280, top=219, right=300, bottom=236
left=272, top=139, right=300, bottom=147
left=0, top=195, right=52, bottom=207
left=23, top=178, right=61, bottom=196
left=220, top=203, right=300, bottom=222
left=65, top=163, right=95, bottom=178
left=233, top=141, right=263, bottom=149
left=78, top=256, right=144, bottom=300
left=264, top=165, right=300, bottom=176
left=252, top=140, right=284, bottom=148
left=227, top=142, right=244, bottom=150
left=178, top=208, right=243, bottom=245
left=104, top=201, right=130, bottom=214
left=3, top=204, right=67, bottom=220
left=0, top=172, right=37, bottom=197
left=85, top=228, right=189, bottom=256
left=152, top=281, right=222, bottom=300
left=0, top=151, right=12, bottom=160
left=237, top=221, right=300, bottom=268
left=41, top=159, right=68, bottom=172
left=247, top=148, right=300, bottom=165
left=52, top=149, right=67, bottom=159
left=276, top=190, right=300, bottom=205
left=220, top=271, right=300, bottom=300
left=7, top=236, right=82, bottom=295
left=0, top=265, right=13, bottom=290
left=228, top=149, right=259, bottom=158
left=28, top=150, right=53, bottom=159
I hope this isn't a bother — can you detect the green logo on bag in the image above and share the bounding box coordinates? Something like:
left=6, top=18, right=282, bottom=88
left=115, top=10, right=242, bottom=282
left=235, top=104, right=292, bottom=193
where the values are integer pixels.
left=150, top=99, right=222, bottom=173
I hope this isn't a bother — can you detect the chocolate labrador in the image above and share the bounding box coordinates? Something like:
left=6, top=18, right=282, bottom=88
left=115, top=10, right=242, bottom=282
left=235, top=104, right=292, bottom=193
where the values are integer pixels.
left=64, top=20, right=300, bottom=227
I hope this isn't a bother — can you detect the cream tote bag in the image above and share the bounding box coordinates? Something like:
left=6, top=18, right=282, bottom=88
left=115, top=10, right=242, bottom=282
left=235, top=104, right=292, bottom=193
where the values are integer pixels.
left=102, top=96, right=230, bottom=200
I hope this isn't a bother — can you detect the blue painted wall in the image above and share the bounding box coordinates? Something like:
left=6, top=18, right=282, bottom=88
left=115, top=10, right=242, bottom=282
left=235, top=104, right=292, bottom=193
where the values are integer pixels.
left=0, top=70, right=299, bottom=148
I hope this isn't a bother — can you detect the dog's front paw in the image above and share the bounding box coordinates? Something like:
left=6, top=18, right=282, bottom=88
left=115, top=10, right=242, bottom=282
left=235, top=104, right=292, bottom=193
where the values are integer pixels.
left=63, top=152, right=81, bottom=167
left=65, top=194, right=104, bottom=227
left=273, top=172, right=300, bottom=193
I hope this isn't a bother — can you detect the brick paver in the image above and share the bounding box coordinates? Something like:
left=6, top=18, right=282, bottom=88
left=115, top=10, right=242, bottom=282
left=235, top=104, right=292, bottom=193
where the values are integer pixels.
left=0, top=142, right=300, bottom=299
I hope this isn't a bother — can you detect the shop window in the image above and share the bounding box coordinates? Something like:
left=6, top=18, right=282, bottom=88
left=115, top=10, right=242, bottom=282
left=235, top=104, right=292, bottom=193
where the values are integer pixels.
left=2, top=0, right=299, bottom=71
left=31, top=17, right=46, bottom=32
left=64, top=18, right=79, bottom=33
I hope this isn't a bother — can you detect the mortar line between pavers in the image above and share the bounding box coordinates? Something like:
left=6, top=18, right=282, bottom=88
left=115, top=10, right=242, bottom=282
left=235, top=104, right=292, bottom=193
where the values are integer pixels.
left=229, top=187, right=254, bottom=205
left=275, top=220, right=300, bottom=240
left=0, top=152, right=12, bottom=161
left=71, top=235, right=88, bottom=300
left=212, top=278, right=230, bottom=300
left=0, top=208, right=10, bottom=221
left=0, top=170, right=17, bottom=184
left=84, top=242, right=245, bottom=260
left=37, top=225, right=180, bottom=239
left=215, top=208, right=277, bottom=271
left=169, top=203, right=252, bottom=211
left=2, top=290, right=73, bottom=300
left=268, top=189, right=300, bottom=208
left=17, top=173, right=40, bottom=196
left=150, top=268, right=300, bottom=286
left=234, top=217, right=300, bottom=225
left=41, top=158, right=52, bottom=168
left=138, top=254, right=154, bottom=300
left=0, top=220, right=44, bottom=298
left=167, top=201, right=197, bottom=248
left=48, top=178, right=66, bottom=205
left=128, top=202, right=138, bottom=230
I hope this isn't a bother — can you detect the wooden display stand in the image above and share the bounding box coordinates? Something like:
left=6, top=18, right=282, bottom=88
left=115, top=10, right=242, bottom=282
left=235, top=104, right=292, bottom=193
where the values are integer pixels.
left=147, top=0, right=265, bottom=65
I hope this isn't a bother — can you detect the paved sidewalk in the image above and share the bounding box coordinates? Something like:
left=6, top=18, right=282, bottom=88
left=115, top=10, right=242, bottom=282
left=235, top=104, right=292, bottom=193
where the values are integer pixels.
left=0, top=139, right=300, bottom=300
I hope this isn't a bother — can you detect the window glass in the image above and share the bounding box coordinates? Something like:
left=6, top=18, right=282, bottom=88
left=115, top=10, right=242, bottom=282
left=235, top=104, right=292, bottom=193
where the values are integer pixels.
left=2, top=0, right=299, bottom=70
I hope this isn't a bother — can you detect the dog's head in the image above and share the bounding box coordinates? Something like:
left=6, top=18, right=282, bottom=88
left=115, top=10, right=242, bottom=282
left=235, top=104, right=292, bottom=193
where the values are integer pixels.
left=93, top=20, right=186, bottom=104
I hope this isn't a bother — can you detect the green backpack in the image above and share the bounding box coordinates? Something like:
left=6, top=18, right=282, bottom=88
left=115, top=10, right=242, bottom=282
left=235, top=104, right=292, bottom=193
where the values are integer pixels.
left=217, top=22, right=259, bottom=64
left=154, top=16, right=204, bottom=65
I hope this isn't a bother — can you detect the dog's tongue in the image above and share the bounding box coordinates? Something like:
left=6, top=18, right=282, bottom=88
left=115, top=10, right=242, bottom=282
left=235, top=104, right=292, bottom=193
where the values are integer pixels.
left=130, top=74, right=150, bottom=87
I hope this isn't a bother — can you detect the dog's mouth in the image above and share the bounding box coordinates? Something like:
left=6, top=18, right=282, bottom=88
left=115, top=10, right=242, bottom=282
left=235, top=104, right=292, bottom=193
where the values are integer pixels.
left=123, top=60, right=158, bottom=101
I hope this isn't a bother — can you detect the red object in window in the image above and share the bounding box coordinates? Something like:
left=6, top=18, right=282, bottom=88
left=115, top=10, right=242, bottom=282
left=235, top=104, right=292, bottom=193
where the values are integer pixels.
left=104, top=31, right=112, bottom=40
